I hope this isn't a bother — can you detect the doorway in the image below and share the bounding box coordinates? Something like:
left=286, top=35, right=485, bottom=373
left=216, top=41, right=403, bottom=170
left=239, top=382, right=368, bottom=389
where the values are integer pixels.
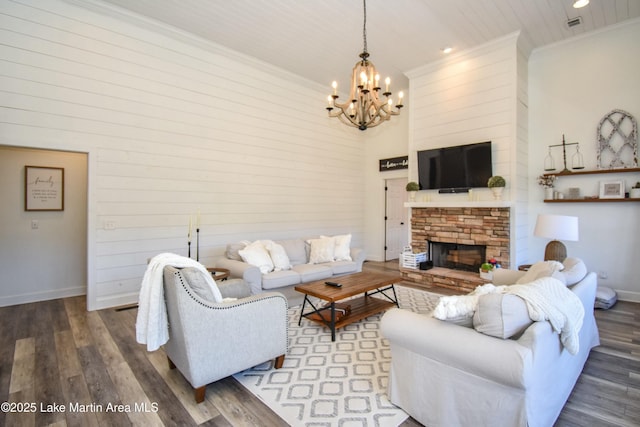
left=385, top=178, right=409, bottom=261
left=0, top=146, right=88, bottom=306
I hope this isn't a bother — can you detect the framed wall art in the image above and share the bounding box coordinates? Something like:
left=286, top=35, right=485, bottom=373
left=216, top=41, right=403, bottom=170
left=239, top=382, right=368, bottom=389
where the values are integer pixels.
left=599, top=180, right=624, bottom=199
left=25, top=166, right=64, bottom=211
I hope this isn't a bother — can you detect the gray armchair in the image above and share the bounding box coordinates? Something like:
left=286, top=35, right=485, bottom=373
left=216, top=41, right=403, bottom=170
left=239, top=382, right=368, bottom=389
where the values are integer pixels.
left=162, top=265, right=288, bottom=403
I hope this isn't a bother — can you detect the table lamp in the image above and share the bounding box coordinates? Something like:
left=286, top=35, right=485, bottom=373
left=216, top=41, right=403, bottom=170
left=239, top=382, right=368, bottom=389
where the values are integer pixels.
left=533, top=214, right=579, bottom=262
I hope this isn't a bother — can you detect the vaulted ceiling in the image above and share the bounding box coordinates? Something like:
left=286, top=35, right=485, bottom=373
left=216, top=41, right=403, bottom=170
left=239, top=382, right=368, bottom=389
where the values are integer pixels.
left=93, top=0, right=639, bottom=91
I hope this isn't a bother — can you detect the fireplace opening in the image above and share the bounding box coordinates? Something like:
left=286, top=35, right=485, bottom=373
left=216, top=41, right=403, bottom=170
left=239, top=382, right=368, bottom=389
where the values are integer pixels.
left=428, top=241, right=486, bottom=272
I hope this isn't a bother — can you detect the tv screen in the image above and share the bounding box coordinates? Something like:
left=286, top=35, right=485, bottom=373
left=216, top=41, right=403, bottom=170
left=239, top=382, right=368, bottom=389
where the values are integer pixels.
left=417, top=142, right=493, bottom=193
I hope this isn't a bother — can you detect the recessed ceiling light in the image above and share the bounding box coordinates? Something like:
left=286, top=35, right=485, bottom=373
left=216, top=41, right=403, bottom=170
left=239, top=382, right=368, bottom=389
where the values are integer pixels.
left=573, top=0, right=589, bottom=8
left=442, top=47, right=453, bottom=54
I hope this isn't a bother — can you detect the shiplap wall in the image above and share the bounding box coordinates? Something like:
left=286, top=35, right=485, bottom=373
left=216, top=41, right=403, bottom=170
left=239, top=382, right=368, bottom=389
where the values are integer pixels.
left=0, top=0, right=364, bottom=310
left=405, top=33, right=527, bottom=267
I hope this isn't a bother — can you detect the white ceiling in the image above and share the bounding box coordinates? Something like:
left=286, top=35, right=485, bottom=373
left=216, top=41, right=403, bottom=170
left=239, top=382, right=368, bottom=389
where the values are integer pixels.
left=92, top=0, right=639, bottom=92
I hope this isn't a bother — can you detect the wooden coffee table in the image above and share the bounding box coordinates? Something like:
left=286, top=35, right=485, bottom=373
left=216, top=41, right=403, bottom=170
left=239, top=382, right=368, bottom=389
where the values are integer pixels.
left=295, top=272, right=400, bottom=341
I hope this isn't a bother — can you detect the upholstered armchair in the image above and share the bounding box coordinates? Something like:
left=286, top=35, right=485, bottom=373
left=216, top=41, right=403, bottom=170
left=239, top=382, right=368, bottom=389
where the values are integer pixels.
left=162, top=265, right=288, bottom=403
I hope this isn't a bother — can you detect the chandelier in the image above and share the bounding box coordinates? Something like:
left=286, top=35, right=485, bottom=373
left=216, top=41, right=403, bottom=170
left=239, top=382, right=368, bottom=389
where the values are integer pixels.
left=326, top=0, right=403, bottom=131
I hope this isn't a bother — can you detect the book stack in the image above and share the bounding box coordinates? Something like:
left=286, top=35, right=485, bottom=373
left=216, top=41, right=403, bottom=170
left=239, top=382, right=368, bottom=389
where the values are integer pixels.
left=307, top=302, right=352, bottom=323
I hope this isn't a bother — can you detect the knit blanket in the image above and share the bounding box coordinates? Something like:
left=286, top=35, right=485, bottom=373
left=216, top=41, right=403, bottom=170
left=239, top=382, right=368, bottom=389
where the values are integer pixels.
left=505, top=276, right=584, bottom=355
left=136, top=253, right=222, bottom=351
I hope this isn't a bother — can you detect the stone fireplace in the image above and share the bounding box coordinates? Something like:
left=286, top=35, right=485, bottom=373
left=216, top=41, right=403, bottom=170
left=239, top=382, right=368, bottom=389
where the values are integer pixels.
left=401, top=205, right=510, bottom=293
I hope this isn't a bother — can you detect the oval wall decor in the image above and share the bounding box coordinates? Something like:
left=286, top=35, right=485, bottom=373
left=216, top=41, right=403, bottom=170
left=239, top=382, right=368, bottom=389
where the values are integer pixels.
left=597, top=109, right=637, bottom=169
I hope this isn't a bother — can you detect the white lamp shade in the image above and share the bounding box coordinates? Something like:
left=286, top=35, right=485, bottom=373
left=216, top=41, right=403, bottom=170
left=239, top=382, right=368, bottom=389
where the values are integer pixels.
left=534, top=214, right=579, bottom=241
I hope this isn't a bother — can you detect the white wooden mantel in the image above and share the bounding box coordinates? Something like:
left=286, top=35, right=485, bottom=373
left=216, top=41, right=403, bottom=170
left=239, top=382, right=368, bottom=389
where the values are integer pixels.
left=405, top=201, right=513, bottom=208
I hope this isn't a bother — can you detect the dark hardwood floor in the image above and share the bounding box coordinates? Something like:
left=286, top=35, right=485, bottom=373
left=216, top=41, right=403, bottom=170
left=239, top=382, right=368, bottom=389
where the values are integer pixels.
left=0, top=261, right=638, bottom=426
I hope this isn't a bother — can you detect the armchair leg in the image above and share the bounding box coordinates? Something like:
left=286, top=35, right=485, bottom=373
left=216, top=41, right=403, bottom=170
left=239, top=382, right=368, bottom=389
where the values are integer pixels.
left=274, top=354, right=285, bottom=369
left=194, top=386, right=206, bottom=403
left=167, top=357, right=176, bottom=370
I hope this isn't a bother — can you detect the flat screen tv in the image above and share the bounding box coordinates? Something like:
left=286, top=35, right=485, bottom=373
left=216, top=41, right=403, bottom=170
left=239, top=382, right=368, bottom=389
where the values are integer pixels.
left=417, top=141, right=493, bottom=193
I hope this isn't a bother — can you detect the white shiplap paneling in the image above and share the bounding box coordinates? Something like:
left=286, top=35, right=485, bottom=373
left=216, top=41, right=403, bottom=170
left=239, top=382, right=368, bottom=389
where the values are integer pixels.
left=0, top=0, right=364, bottom=309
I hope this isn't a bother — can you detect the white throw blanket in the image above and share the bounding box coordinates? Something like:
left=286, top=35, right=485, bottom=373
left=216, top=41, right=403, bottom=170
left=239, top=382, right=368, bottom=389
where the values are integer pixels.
left=433, top=283, right=505, bottom=320
left=136, top=253, right=222, bottom=351
left=505, top=276, right=584, bottom=355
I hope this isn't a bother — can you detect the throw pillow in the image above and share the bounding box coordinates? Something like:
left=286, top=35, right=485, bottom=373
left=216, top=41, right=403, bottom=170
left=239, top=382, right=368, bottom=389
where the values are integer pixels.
left=558, top=257, right=588, bottom=286
left=226, top=241, right=249, bottom=261
left=262, top=240, right=292, bottom=271
left=432, top=283, right=503, bottom=326
left=181, top=267, right=222, bottom=302
left=515, top=260, right=564, bottom=284
left=473, top=293, right=533, bottom=339
left=307, top=237, right=336, bottom=264
left=324, top=234, right=352, bottom=261
left=239, top=241, right=274, bottom=274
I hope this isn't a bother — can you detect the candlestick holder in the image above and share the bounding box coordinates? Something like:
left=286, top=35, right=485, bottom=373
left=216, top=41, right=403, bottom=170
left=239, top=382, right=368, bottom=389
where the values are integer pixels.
left=188, top=240, right=191, bottom=258
left=196, top=228, right=200, bottom=262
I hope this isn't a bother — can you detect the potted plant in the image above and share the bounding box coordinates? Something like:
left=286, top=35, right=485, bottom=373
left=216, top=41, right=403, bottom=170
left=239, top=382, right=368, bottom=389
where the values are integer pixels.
left=537, top=174, right=556, bottom=200
left=631, top=182, right=640, bottom=199
left=487, top=176, right=506, bottom=200
left=479, top=262, right=494, bottom=280
left=406, top=181, right=419, bottom=201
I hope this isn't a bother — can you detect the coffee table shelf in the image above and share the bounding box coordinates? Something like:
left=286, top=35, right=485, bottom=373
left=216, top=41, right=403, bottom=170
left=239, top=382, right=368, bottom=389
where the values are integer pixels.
left=295, top=272, right=400, bottom=341
left=308, top=295, right=396, bottom=330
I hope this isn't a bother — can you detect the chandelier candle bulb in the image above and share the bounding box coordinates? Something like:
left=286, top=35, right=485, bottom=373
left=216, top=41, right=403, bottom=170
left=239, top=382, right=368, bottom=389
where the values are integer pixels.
left=385, top=77, right=390, bottom=92
left=332, top=81, right=337, bottom=95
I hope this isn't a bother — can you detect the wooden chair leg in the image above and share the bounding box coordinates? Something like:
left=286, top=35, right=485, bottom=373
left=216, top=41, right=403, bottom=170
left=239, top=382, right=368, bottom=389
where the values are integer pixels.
left=274, top=354, right=285, bottom=369
left=194, top=386, right=206, bottom=403
left=167, top=357, right=176, bottom=370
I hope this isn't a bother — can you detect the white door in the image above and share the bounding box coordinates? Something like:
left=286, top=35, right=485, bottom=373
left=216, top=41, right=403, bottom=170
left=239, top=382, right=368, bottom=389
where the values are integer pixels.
left=385, top=178, right=409, bottom=261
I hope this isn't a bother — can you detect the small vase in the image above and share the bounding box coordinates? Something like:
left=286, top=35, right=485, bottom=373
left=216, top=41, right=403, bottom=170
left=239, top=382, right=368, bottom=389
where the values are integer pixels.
left=630, top=188, right=640, bottom=199
left=408, top=191, right=416, bottom=202
left=491, top=187, right=504, bottom=200
left=545, top=187, right=554, bottom=200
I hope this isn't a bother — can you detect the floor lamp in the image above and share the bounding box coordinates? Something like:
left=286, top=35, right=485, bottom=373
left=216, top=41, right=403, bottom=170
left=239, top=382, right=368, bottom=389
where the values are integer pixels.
left=533, top=214, right=579, bottom=262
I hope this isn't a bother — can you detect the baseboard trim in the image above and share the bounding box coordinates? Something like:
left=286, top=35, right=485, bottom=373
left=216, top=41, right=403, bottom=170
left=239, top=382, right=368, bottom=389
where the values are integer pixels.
left=615, top=289, right=640, bottom=303
left=0, top=287, right=86, bottom=308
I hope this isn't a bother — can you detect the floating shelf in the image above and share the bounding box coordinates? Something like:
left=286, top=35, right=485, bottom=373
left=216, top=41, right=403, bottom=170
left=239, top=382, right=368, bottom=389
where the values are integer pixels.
left=545, top=198, right=640, bottom=203
left=543, top=167, right=640, bottom=177
left=542, top=167, right=640, bottom=203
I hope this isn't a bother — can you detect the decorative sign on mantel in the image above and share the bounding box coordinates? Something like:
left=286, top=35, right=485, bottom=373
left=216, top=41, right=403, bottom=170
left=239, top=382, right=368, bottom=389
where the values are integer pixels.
left=379, top=156, right=408, bottom=172
left=25, top=165, right=64, bottom=211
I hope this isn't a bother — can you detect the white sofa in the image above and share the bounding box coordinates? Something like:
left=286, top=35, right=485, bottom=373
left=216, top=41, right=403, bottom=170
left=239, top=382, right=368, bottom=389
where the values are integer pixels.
left=215, top=236, right=366, bottom=294
left=381, top=263, right=600, bottom=427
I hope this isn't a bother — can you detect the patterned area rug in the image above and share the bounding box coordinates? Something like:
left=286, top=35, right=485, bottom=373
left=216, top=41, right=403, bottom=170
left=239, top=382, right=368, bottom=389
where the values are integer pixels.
left=233, top=285, right=441, bottom=427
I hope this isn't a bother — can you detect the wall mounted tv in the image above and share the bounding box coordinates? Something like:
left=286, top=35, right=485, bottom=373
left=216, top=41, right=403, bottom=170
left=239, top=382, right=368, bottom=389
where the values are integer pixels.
left=417, top=141, right=493, bottom=193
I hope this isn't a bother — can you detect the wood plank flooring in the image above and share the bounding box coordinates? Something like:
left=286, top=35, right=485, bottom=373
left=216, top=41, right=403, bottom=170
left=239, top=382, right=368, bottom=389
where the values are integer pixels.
left=0, top=261, right=638, bottom=426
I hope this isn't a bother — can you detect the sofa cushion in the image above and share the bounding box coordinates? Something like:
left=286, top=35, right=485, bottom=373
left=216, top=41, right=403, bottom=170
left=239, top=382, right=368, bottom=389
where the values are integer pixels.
left=277, top=239, right=308, bottom=266
left=262, top=270, right=301, bottom=290
left=327, top=260, right=358, bottom=275
left=218, top=278, right=252, bottom=299
left=516, top=261, right=564, bottom=284
left=473, top=293, right=533, bottom=339
left=307, top=237, right=335, bottom=264
left=180, top=267, right=222, bottom=302
left=292, top=263, right=333, bottom=283
left=239, top=241, right=274, bottom=274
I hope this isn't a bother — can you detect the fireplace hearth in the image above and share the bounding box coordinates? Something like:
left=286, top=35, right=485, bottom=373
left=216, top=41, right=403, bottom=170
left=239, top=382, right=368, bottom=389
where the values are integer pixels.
left=429, top=241, right=485, bottom=272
